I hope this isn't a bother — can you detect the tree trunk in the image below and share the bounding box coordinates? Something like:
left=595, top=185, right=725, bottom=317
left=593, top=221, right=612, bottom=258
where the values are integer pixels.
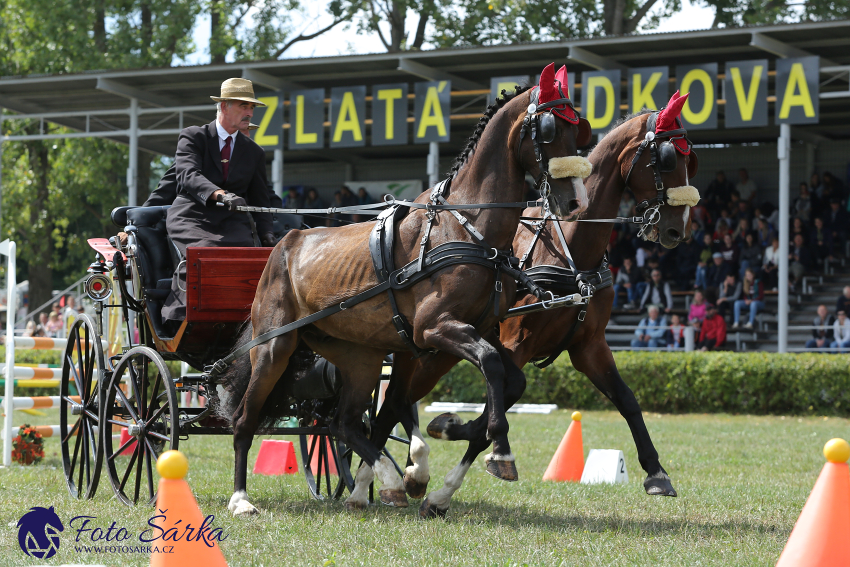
left=412, top=0, right=432, bottom=49
left=388, top=0, right=406, bottom=52
left=25, top=140, right=53, bottom=316
left=140, top=0, right=153, bottom=62
left=612, top=0, right=626, bottom=35
left=603, top=0, right=615, bottom=35
left=210, top=2, right=227, bottom=64
left=93, top=0, right=107, bottom=54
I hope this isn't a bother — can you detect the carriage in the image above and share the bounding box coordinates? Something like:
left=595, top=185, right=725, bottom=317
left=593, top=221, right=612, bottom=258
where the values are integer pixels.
left=59, top=205, right=409, bottom=506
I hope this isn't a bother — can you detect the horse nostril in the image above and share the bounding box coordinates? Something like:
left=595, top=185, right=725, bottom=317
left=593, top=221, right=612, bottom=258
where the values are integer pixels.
left=666, top=228, right=682, bottom=241
left=568, top=199, right=580, bottom=213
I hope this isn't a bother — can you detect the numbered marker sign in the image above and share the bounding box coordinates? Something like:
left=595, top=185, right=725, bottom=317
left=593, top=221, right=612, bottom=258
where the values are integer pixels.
left=580, top=449, right=629, bottom=485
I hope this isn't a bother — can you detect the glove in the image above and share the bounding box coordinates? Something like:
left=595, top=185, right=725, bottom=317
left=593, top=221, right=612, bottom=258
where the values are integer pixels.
left=117, top=232, right=129, bottom=246
left=217, top=192, right=247, bottom=211
left=261, top=232, right=277, bottom=247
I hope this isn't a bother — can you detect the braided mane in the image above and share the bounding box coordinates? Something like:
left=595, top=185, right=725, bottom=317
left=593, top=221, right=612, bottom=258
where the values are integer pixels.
left=448, top=85, right=533, bottom=179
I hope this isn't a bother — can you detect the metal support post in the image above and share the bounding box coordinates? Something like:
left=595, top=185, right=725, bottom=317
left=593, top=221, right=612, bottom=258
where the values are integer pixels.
left=2, top=240, right=16, bottom=467
left=778, top=124, right=791, bottom=353
left=127, top=98, right=139, bottom=206
left=684, top=325, right=695, bottom=352
left=0, top=107, right=4, bottom=239
left=272, top=148, right=283, bottom=200
left=427, top=141, right=439, bottom=188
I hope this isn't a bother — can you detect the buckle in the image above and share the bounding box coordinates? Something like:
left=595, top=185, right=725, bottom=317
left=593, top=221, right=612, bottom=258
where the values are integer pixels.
left=578, top=309, right=587, bottom=321
left=495, top=281, right=503, bottom=293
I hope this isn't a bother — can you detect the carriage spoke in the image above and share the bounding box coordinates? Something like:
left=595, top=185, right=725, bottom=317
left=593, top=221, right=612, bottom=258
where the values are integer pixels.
left=144, top=442, right=154, bottom=502
left=83, top=332, right=93, bottom=402
left=84, top=409, right=99, bottom=421
left=75, top=333, right=85, bottom=398
left=322, top=438, right=332, bottom=497
left=119, top=444, right=139, bottom=493
left=108, top=418, right=134, bottom=428
left=84, top=419, right=95, bottom=489
left=69, top=419, right=83, bottom=489
left=113, top=387, right=139, bottom=423
left=127, top=363, right=141, bottom=408
left=146, top=372, right=162, bottom=421
left=146, top=403, right=167, bottom=427
left=78, top=417, right=87, bottom=495
left=109, top=437, right=137, bottom=462
left=66, top=355, right=85, bottom=400
left=146, top=431, right=171, bottom=443
left=63, top=418, right=81, bottom=444
left=144, top=436, right=160, bottom=460
left=133, top=438, right=145, bottom=504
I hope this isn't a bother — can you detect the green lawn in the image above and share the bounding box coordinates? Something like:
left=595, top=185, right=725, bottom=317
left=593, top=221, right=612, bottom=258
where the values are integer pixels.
left=0, top=409, right=847, bottom=566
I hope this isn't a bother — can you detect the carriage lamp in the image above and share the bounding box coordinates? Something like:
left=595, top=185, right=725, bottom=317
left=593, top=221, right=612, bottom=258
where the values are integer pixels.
left=85, top=273, right=113, bottom=301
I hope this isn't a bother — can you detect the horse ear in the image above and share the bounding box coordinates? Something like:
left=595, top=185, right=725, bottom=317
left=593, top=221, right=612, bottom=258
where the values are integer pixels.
left=576, top=118, right=592, bottom=147
left=554, top=65, right=569, bottom=95
left=539, top=63, right=557, bottom=103
left=687, top=149, right=699, bottom=179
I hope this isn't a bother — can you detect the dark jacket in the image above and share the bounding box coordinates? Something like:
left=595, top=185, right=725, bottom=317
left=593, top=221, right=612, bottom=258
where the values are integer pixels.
left=166, top=121, right=272, bottom=255
left=813, top=314, right=836, bottom=340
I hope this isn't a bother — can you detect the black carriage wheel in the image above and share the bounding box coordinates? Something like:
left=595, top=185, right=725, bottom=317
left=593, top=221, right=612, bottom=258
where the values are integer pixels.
left=299, top=433, right=354, bottom=500
left=103, top=346, right=178, bottom=506
left=60, top=315, right=106, bottom=500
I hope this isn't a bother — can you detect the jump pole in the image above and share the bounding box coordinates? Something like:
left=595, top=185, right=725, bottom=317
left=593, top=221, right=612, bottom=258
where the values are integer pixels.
left=1, top=239, right=15, bottom=466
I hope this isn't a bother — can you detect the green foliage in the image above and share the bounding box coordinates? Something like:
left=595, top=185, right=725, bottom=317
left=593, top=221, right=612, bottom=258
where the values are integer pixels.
left=425, top=352, right=850, bottom=416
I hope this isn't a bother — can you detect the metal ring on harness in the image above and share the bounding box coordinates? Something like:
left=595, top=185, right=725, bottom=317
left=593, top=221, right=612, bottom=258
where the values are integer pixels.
left=487, top=248, right=499, bottom=260
left=541, top=291, right=556, bottom=309
left=383, top=194, right=396, bottom=205
left=643, top=205, right=662, bottom=226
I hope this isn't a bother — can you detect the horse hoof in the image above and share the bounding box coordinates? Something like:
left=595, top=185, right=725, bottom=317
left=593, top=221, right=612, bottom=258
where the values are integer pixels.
left=644, top=471, right=678, bottom=497
left=404, top=474, right=429, bottom=499
left=231, top=501, right=259, bottom=517
left=379, top=488, right=409, bottom=508
left=418, top=498, right=447, bottom=519
left=344, top=499, right=368, bottom=511
left=426, top=413, right=464, bottom=440
left=485, top=458, right=518, bottom=482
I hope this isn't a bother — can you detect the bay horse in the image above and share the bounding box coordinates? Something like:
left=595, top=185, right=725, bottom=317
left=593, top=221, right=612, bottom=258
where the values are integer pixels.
left=221, top=64, right=593, bottom=515
left=370, top=92, right=700, bottom=518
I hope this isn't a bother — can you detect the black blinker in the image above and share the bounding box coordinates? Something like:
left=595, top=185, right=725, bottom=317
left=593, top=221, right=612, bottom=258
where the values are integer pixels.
left=658, top=141, right=678, bottom=172
left=538, top=112, right=556, bottom=144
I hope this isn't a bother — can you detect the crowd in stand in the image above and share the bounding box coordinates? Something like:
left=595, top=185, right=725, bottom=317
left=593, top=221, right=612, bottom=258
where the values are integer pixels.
left=22, top=296, right=79, bottom=338
left=616, top=168, right=850, bottom=351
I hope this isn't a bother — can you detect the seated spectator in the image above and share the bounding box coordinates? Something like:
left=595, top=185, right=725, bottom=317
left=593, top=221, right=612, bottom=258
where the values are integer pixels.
left=733, top=268, right=765, bottom=330
left=45, top=312, right=63, bottom=337
left=353, top=187, right=376, bottom=222
left=303, top=188, right=326, bottom=227
left=837, top=286, right=850, bottom=315
left=825, top=198, right=849, bottom=252
left=789, top=233, right=812, bottom=283
left=694, top=233, right=715, bottom=289
left=631, top=305, right=667, bottom=349
left=791, top=217, right=806, bottom=243
left=810, top=172, right=824, bottom=200
left=739, top=232, right=762, bottom=280
left=733, top=200, right=752, bottom=225
left=762, top=237, right=780, bottom=290
left=705, top=170, right=735, bottom=217
left=737, top=168, right=757, bottom=202
left=22, top=320, right=36, bottom=337
left=831, top=310, right=850, bottom=351
left=706, top=252, right=731, bottom=291
left=806, top=304, right=835, bottom=350
left=732, top=218, right=750, bottom=244
left=793, top=183, right=812, bottom=222
left=613, top=257, right=645, bottom=310
left=282, top=187, right=303, bottom=209
left=756, top=217, right=775, bottom=248
left=809, top=217, right=833, bottom=262
left=688, top=289, right=707, bottom=325
left=639, top=269, right=673, bottom=313
left=698, top=304, right=727, bottom=351
left=667, top=313, right=686, bottom=350
left=713, top=218, right=731, bottom=242
left=718, top=233, right=739, bottom=272
left=689, top=219, right=705, bottom=244
left=35, top=313, right=49, bottom=337
left=674, top=234, right=701, bottom=291
left=690, top=200, right=711, bottom=229
left=716, top=273, right=742, bottom=319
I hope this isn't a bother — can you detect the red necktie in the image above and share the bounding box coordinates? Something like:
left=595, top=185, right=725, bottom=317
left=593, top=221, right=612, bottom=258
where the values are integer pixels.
left=221, top=136, right=232, bottom=181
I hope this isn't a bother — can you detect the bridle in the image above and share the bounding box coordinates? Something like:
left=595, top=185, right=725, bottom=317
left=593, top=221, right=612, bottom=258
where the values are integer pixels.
left=515, top=87, right=580, bottom=207
left=623, top=111, right=693, bottom=239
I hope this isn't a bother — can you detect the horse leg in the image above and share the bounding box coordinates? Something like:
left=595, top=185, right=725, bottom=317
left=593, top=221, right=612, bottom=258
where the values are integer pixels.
left=229, top=332, right=299, bottom=516
left=421, top=322, right=517, bottom=482
left=568, top=338, right=677, bottom=496
left=419, top=434, right=490, bottom=518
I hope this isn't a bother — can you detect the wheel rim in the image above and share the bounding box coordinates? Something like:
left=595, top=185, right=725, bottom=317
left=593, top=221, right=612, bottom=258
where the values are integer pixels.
left=60, top=315, right=105, bottom=500
left=103, top=346, right=178, bottom=506
left=299, top=433, right=354, bottom=500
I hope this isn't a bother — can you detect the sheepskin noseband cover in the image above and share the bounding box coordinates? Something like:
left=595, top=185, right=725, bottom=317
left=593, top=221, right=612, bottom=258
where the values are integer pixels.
left=548, top=156, right=592, bottom=179
left=666, top=185, right=700, bottom=207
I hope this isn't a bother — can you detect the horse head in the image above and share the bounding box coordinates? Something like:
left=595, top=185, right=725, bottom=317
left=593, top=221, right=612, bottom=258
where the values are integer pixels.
left=620, top=91, right=699, bottom=248
left=511, top=63, right=592, bottom=220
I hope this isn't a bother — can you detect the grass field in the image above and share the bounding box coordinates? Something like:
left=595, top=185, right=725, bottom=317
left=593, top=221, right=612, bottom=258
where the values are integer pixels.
left=1, top=408, right=847, bottom=566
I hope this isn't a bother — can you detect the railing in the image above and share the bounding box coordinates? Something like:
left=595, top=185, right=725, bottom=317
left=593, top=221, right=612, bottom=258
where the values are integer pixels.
left=605, top=324, right=696, bottom=351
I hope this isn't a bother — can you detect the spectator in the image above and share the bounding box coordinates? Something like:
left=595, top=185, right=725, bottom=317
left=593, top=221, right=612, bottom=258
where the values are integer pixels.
left=732, top=218, right=750, bottom=244
left=739, top=232, right=762, bottom=280
left=706, top=252, right=731, bottom=291
left=613, top=257, right=645, bottom=309
left=791, top=217, right=806, bottom=243
left=354, top=187, right=376, bottom=222
left=690, top=200, right=711, bottom=229
left=63, top=296, right=79, bottom=337
left=339, top=186, right=358, bottom=223
left=793, top=183, right=812, bottom=222
left=809, top=172, right=824, bottom=200
left=733, top=200, right=752, bottom=226
left=36, top=313, right=49, bottom=337
left=806, top=304, right=835, bottom=350
left=694, top=233, right=715, bottom=289
left=639, top=269, right=673, bottom=313
left=832, top=311, right=850, bottom=351
left=809, top=217, right=832, bottom=263
left=716, top=273, right=742, bottom=320
left=327, top=191, right=344, bottom=227
left=674, top=234, right=701, bottom=291
left=789, top=233, right=812, bottom=283
left=718, top=233, right=739, bottom=271
left=837, top=286, right=850, bottom=315
left=45, top=312, right=63, bottom=337
left=667, top=314, right=686, bottom=350
left=689, top=219, right=706, bottom=244
left=282, top=187, right=302, bottom=209
left=733, top=268, right=765, bottom=330
left=705, top=170, right=735, bottom=216
left=822, top=172, right=845, bottom=204
left=303, top=188, right=326, bottom=227
left=762, top=237, right=781, bottom=290
left=631, top=305, right=667, bottom=349
left=688, top=289, right=707, bottom=325
left=698, top=304, right=727, bottom=351
left=714, top=213, right=732, bottom=240
left=22, top=320, right=36, bottom=337
left=825, top=198, right=849, bottom=251
left=755, top=217, right=775, bottom=248
left=736, top=168, right=757, bottom=202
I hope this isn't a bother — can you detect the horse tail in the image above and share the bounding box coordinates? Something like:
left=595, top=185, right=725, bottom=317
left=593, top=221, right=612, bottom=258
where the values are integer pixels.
left=215, top=321, right=317, bottom=429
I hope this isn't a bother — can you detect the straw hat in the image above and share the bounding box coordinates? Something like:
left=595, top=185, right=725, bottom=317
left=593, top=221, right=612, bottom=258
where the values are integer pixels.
left=211, top=78, right=266, bottom=106
left=248, top=123, right=259, bottom=130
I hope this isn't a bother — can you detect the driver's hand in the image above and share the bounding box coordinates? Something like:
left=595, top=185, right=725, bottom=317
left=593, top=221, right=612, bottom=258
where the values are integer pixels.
left=218, top=192, right=247, bottom=211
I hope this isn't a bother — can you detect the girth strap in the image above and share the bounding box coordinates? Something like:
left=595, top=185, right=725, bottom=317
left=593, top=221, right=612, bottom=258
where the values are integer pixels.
left=534, top=306, right=586, bottom=368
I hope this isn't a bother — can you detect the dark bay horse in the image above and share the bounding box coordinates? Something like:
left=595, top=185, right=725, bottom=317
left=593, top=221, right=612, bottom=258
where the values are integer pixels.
left=371, top=93, right=700, bottom=518
left=222, top=64, right=593, bottom=515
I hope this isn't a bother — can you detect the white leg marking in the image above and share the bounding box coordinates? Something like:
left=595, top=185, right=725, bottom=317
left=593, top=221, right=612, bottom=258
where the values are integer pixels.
left=426, top=462, right=472, bottom=510
left=404, top=426, right=431, bottom=485
left=484, top=451, right=516, bottom=463
left=344, top=462, right=373, bottom=509
left=228, top=490, right=259, bottom=516
left=373, top=454, right=404, bottom=491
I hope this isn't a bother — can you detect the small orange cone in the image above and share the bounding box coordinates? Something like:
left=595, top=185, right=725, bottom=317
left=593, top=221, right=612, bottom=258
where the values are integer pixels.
left=119, top=428, right=137, bottom=456
left=543, top=411, right=585, bottom=482
left=308, top=436, right=338, bottom=476
left=776, top=438, right=850, bottom=567
left=253, top=439, right=298, bottom=475
left=150, top=451, right=228, bottom=567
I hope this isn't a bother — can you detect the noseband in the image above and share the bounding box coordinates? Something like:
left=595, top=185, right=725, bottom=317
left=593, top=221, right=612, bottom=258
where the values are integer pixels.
left=623, top=111, right=693, bottom=239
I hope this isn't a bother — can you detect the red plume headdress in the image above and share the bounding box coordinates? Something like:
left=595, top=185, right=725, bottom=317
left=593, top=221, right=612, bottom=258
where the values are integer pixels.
left=655, top=91, right=690, bottom=155
left=537, top=63, right=578, bottom=124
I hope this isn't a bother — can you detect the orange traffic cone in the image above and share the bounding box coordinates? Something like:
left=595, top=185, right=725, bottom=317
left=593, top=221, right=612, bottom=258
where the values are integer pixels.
left=543, top=411, right=585, bottom=482
left=150, top=451, right=228, bottom=567
left=308, top=436, right=338, bottom=475
left=253, top=440, right=298, bottom=475
left=776, top=438, right=850, bottom=567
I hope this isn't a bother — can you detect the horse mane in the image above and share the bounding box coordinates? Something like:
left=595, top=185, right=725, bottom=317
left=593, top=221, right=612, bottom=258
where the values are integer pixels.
left=588, top=109, right=654, bottom=159
left=448, top=85, right=533, bottom=179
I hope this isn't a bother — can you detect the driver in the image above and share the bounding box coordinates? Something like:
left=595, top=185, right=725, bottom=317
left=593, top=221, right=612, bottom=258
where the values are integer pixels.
left=161, top=78, right=274, bottom=324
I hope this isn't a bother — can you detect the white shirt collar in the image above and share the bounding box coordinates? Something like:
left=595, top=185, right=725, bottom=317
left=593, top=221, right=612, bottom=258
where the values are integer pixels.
left=215, top=119, right=237, bottom=145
